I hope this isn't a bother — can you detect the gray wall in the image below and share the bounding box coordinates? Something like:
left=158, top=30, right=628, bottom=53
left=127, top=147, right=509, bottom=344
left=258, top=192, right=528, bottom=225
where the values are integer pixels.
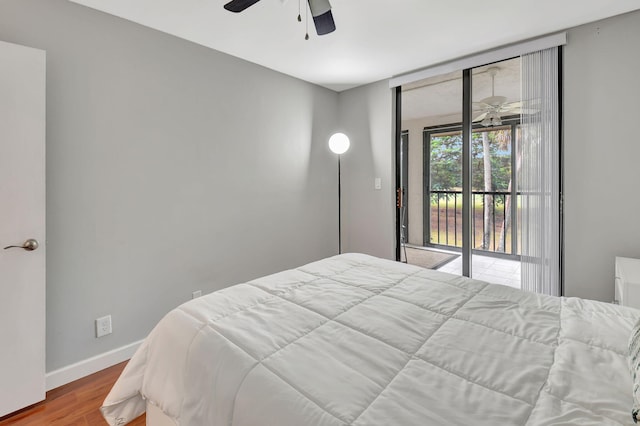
left=563, top=10, right=640, bottom=302
left=338, top=10, right=640, bottom=303
left=1, top=0, right=636, bottom=374
left=338, top=81, right=396, bottom=259
left=0, top=0, right=340, bottom=371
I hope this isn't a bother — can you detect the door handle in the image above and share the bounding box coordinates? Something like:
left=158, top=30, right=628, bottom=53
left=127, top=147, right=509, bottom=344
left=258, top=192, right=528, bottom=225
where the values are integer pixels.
left=4, top=238, right=39, bottom=251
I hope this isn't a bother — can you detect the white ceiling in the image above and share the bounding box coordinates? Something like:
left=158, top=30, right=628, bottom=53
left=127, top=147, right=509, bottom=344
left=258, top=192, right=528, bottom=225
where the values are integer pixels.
left=69, top=0, right=640, bottom=92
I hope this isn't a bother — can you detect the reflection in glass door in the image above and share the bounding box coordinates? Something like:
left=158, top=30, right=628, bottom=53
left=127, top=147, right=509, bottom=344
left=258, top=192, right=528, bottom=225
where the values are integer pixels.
left=469, top=59, right=522, bottom=287
left=470, top=124, right=519, bottom=256
left=400, top=57, right=524, bottom=287
left=400, top=70, right=463, bottom=275
left=399, top=131, right=409, bottom=262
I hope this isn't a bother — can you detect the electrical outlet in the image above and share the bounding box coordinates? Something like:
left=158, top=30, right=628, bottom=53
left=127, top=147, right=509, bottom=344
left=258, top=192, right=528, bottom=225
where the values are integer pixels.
left=192, top=290, right=202, bottom=299
left=96, top=315, right=112, bottom=338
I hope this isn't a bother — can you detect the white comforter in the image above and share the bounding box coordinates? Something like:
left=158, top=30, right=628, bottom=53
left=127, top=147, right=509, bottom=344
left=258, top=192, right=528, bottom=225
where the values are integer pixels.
left=101, top=253, right=639, bottom=425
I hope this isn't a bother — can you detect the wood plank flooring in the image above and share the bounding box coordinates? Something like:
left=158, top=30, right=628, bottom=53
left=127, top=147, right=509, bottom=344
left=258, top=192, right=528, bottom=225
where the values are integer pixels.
left=0, top=361, right=145, bottom=425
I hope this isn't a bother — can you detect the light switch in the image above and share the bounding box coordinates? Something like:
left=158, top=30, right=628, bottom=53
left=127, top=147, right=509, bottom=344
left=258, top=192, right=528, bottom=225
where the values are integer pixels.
left=374, top=178, right=382, bottom=190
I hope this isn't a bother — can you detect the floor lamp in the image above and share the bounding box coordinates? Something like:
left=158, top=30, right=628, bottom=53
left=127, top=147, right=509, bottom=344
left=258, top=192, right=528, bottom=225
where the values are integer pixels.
left=328, top=133, right=350, bottom=254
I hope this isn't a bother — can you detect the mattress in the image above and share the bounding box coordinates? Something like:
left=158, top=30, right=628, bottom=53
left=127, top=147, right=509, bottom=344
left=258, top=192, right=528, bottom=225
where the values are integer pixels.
left=101, top=253, right=639, bottom=425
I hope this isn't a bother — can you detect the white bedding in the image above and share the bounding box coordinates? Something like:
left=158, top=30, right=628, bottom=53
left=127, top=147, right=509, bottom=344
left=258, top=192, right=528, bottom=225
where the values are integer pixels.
left=101, top=253, right=639, bottom=425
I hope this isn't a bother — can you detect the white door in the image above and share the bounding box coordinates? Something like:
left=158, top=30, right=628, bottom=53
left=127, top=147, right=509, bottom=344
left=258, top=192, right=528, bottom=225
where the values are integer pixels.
left=0, top=40, right=46, bottom=417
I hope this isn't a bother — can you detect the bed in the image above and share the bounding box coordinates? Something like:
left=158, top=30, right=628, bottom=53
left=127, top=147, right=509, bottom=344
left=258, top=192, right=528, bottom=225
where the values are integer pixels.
left=101, top=253, right=640, bottom=425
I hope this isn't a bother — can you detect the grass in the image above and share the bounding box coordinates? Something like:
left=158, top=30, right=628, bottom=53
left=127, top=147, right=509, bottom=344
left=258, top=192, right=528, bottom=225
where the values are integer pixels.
left=428, top=198, right=522, bottom=254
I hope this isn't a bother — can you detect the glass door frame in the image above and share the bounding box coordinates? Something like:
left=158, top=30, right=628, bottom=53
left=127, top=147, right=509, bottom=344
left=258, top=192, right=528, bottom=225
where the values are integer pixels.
left=461, top=69, right=472, bottom=276
left=395, top=58, right=522, bottom=279
left=394, top=87, right=403, bottom=262
left=422, top=118, right=521, bottom=259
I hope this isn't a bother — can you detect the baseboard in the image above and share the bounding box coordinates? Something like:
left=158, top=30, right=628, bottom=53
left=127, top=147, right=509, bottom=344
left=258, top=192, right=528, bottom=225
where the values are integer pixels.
left=45, top=339, right=144, bottom=391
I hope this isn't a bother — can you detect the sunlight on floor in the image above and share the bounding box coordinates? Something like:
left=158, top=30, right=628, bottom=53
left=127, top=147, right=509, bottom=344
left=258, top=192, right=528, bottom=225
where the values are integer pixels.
left=436, top=255, right=521, bottom=289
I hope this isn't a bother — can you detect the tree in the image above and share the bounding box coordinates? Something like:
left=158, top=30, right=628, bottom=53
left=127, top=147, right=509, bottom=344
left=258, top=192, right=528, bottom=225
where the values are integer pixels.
left=475, top=128, right=512, bottom=251
left=429, top=134, right=462, bottom=192
left=498, top=129, right=520, bottom=253
left=481, top=131, right=493, bottom=250
left=429, top=127, right=513, bottom=251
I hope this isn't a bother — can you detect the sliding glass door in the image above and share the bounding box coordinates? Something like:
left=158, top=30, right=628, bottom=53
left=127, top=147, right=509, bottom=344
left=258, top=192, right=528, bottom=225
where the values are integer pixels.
left=398, top=53, right=560, bottom=294
left=403, top=58, right=523, bottom=285
left=462, top=59, right=521, bottom=285
left=399, top=70, right=464, bottom=275
left=395, top=39, right=563, bottom=295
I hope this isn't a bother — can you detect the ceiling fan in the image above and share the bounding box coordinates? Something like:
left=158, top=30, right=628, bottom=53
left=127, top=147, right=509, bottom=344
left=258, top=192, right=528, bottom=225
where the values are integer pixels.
left=473, top=67, right=524, bottom=127
left=224, top=0, right=336, bottom=36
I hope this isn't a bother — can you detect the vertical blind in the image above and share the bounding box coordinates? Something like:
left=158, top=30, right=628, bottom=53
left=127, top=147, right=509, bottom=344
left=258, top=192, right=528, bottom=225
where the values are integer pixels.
left=520, top=47, right=561, bottom=296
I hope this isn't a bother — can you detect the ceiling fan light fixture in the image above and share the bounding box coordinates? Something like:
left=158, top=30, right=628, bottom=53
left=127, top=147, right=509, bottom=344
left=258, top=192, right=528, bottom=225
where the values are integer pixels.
left=480, top=113, right=502, bottom=127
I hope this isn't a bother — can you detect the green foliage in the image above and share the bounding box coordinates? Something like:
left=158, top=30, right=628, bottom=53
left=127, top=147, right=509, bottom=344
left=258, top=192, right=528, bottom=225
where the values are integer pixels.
left=429, top=129, right=512, bottom=195
left=430, top=134, right=462, bottom=191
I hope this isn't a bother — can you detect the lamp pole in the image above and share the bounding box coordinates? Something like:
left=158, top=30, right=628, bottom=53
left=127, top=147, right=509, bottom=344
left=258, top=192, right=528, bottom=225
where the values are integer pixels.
left=329, top=133, right=350, bottom=255
left=337, top=154, right=342, bottom=254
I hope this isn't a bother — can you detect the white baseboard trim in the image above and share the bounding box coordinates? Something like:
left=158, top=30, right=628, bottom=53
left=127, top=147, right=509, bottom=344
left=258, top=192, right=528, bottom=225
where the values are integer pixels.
left=45, top=339, right=144, bottom=391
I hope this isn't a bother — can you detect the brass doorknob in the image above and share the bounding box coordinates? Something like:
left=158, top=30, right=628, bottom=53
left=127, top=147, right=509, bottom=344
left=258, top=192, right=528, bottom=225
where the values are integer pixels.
left=3, top=239, right=39, bottom=251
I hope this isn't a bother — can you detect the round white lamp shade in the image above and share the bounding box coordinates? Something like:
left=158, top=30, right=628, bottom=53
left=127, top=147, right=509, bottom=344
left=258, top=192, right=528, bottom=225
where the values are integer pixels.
left=328, top=133, right=350, bottom=155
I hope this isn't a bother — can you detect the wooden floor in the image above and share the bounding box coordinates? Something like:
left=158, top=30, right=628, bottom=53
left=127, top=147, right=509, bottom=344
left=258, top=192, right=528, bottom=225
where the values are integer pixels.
left=0, top=361, right=145, bottom=425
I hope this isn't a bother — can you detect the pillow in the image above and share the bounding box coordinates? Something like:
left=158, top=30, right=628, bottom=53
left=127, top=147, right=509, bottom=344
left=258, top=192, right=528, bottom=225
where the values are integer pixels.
left=629, top=318, right=640, bottom=423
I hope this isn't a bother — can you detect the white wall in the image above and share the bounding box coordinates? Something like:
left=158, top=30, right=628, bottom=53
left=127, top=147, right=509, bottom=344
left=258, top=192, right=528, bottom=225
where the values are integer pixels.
left=338, top=81, right=396, bottom=260
left=563, top=10, right=640, bottom=302
left=0, top=0, right=340, bottom=371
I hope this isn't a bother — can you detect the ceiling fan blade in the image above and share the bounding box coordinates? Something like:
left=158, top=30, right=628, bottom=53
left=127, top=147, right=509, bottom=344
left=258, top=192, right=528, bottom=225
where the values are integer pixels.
left=473, top=112, right=488, bottom=122
left=473, top=102, right=491, bottom=111
left=495, top=102, right=538, bottom=115
left=224, top=0, right=262, bottom=13
left=518, top=108, right=539, bottom=115
left=477, top=95, right=507, bottom=107
left=312, top=10, right=336, bottom=35
left=496, top=101, right=522, bottom=113
left=308, top=0, right=336, bottom=35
